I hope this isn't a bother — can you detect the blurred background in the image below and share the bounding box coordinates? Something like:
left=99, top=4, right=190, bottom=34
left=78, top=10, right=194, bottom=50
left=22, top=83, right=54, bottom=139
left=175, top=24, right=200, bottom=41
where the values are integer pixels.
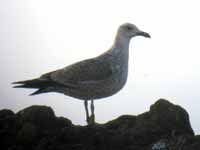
left=0, top=0, right=200, bottom=134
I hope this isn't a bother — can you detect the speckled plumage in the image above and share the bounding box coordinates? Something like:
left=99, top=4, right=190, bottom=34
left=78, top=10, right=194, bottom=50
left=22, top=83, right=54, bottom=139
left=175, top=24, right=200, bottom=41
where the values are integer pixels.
left=13, top=23, right=150, bottom=124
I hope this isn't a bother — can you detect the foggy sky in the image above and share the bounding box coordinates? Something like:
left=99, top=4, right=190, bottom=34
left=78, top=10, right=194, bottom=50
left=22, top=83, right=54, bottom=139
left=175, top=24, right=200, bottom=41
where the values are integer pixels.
left=0, top=0, right=200, bottom=134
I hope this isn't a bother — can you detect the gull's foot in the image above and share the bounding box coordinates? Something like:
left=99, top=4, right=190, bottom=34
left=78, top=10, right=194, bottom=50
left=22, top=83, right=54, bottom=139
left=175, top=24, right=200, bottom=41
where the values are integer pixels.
left=86, top=118, right=90, bottom=125
left=90, top=114, right=95, bottom=124
left=87, top=114, right=95, bottom=125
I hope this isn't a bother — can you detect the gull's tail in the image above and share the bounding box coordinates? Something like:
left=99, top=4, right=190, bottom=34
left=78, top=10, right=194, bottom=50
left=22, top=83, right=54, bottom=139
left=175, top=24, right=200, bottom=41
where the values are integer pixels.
left=12, top=79, right=56, bottom=95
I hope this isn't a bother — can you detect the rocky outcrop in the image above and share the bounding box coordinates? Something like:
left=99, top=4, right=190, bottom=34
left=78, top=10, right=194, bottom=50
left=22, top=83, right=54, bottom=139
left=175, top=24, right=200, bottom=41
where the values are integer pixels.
left=0, top=99, right=199, bottom=150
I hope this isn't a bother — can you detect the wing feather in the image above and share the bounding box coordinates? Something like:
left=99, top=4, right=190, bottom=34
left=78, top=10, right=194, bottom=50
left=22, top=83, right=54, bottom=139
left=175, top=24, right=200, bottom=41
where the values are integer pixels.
left=45, top=58, right=112, bottom=87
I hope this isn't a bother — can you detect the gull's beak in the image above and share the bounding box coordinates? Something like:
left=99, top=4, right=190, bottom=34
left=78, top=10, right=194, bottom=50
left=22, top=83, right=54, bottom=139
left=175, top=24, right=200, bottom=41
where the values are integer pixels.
left=137, top=31, right=151, bottom=38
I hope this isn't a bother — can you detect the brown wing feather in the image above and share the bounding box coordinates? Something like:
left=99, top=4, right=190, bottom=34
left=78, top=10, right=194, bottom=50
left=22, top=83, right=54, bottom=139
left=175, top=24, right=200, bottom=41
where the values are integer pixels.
left=49, top=58, right=112, bottom=87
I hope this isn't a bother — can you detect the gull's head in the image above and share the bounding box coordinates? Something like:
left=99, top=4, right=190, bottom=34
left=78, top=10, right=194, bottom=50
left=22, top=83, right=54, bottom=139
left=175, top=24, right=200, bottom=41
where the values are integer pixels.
left=118, top=23, right=151, bottom=39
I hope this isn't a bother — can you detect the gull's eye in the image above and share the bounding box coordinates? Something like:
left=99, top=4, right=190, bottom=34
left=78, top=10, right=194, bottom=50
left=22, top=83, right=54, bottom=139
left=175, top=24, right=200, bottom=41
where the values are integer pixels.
left=127, top=26, right=133, bottom=30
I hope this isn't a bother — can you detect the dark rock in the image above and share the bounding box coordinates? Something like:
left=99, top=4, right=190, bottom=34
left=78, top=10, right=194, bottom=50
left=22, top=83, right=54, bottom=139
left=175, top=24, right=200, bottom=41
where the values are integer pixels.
left=0, top=109, right=17, bottom=150
left=0, top=99, right=199, bottom=150
left=0, top=109, right=15, bottom=130
left=16, top=122, right=38, bottom=144
left=149, top=99, right=194, bottom=136
left=0, top=109, right=15, bottom=119
left=16, top=105, right=72, bottom=130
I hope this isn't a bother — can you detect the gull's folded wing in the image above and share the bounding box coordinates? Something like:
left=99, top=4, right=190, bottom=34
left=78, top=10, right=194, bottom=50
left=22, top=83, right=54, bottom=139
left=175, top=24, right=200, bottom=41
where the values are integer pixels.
left=41, top=58, right=113, bottom=87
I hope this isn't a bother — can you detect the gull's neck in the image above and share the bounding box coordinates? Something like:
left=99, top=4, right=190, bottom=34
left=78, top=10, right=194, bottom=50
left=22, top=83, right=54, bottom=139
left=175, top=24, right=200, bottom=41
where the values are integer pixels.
left=98, top=32, right=131, bottom=60
left=112, top=33, right=131, bottom=51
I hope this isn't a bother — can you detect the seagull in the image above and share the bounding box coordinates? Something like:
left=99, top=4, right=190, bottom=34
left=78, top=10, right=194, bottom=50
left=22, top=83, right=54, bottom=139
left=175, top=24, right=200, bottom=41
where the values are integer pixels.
left=13, top=23, right=150, bottom=125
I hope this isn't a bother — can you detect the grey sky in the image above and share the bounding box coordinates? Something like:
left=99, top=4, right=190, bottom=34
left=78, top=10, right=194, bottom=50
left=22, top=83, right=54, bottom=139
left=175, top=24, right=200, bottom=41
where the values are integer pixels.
left=1, top=0, right=200, bottom=134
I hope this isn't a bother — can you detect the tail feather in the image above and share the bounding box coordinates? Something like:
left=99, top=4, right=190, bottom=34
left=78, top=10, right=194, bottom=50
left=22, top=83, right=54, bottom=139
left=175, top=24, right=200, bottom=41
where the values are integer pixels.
left=29, top=88, right=46, bottom=96
left=13, top=78, right=74, bottom=95
left=13, top=79, right=57, bottom=89
left=12, top=78, right=58, bottom=95
left=13, top=79, right=38, bottom=88
left=13, top=85, right=34, bottom=88
left=12, top=79, right=41, bottom=85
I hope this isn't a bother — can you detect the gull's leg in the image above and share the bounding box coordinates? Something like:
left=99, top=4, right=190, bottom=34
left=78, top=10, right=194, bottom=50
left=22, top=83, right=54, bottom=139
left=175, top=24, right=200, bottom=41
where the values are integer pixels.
left=90, top=99, right=95, bottom=124
left=84, top=100, right=90, bottom=124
